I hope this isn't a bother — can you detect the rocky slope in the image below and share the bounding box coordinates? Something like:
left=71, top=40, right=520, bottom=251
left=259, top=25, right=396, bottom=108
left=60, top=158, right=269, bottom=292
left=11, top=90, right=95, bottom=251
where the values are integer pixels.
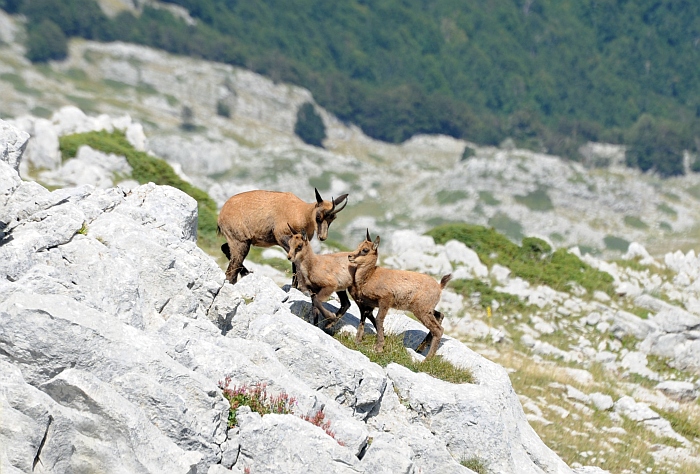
left=1, top=120, right=597, bottom=473
left=2, top=9, right=700, bottom=257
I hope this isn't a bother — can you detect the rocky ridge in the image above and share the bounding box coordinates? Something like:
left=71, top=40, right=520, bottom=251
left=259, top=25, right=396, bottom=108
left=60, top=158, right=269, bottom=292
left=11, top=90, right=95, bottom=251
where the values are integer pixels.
left=1, top=119, right=595, bottom=474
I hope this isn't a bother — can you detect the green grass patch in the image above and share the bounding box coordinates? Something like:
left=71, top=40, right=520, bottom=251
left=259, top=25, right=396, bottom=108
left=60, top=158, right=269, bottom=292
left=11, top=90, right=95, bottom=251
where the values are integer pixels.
left=103, top=78, right=131, bottom=91
left=30, top=106, right=53, bottom=118
left=657, top=202, right=677, bottom=217
left=461, top=457, right=489, bottom=473
left=335, top=333, right=473, bottom=384
left=309, top=171, right=358, bottom=192
left=604, top=235, right=630, bottom=252
left=436, top=189, right=468, bottom=204
left=66, top=95, right=97, bottom=114
left=655, top=408, right=700, bottom=441
left=659, top=221, right=673, bottom=232
left=478, top=190, right=500, bottom=206
left=514, top=187, right=553, bottom=212
left=428, top=223, right=615, bottom=295
left=624, top=215, right=649, bottom=230
left=549, top=232, right=564, bottom=243
left=487, top=213, right=523, bottom=241
left=59, top=130, right=220, bottom=251
left=663, top=192, right=681, bottom=202
left=450, top=278, right=526, bottom=313
left=0, top=73, right=42, bottom=96
left=686, top=184, right=700, bottom=201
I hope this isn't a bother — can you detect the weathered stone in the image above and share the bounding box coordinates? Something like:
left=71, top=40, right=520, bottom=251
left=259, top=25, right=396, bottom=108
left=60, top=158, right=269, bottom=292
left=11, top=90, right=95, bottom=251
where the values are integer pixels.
left=235, top=408, right=363, bottom=473
left=38, top=145, right=132, bottom=189
left=589, top=393, right=614, bottom=411
left=0, top=119, right=30, bottom=172
left=359, top=432, right=414, bottom=474
left=655, top=381, right=698, bottom=403
left=387, top=363, right=572, bottom=474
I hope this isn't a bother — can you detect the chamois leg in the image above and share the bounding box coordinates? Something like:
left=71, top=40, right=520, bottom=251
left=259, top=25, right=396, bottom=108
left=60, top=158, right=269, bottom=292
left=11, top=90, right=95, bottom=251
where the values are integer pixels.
left=311, top=295, right=338, bottom=330
left=224, top=240, right=251, bottom=284
left=417, top=310, right=444, bottom=353
left=419, top=310, right=444, bottom=360
left=374, top=305, right=390, bottom=353
left=335, top=290, right=351, bottom=319
left=354, top=304, right=374, bottom=343
left=291, top=262, right=298, bottom=289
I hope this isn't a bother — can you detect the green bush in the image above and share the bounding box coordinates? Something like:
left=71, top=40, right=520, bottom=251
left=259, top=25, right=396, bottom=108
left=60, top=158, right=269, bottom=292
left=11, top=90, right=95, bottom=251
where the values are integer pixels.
left=427, top=223, right=614, bottom=295
left=294, top=102, right=326, bottom=147
left=59, top=130, right=219, bottom=250
left=26, top=20, right=67, bottom=62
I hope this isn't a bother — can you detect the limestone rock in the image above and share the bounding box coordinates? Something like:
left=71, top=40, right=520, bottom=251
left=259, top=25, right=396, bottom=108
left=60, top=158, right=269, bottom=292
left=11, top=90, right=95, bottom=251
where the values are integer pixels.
left=655, top=381, right=698, bottom=403
left=38, top=145, right=132, bottom=189
left=236, top=408, right=364, bottom=474
left=0, top=119, right=30, bottom=172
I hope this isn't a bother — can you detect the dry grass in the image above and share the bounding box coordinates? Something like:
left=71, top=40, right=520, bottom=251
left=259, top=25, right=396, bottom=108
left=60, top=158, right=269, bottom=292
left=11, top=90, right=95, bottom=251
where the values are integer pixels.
left=480, top=347, right=699, bottom=474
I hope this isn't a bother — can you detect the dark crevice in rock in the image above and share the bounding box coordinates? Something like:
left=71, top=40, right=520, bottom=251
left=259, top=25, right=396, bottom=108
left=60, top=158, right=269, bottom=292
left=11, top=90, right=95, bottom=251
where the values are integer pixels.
left=204, top=283, right=223, bottom=316
left=32, top=414, right=53, bottom=471
left=158, top=297, right=171, bottom=314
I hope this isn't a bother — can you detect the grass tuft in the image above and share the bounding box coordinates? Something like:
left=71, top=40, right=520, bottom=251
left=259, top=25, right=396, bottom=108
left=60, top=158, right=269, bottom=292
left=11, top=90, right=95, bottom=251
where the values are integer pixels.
left=335, top=333, right=474, bottom=384
left=461, top=457, right=489, bottom=474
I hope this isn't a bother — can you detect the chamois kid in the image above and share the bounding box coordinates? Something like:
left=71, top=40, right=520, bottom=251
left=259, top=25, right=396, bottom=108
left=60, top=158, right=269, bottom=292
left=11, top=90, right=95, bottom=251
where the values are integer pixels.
left=349, top=231, right=451, bottom=359
left=286, top=226, right=355, bottom=329
left=217, top=188, right=348, bottom=284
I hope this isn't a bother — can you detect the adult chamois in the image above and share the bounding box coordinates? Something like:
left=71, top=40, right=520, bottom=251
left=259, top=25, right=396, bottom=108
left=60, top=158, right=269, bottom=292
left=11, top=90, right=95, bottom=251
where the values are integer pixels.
left=349, top=231, right=451, bottom=359
left=218, top=188, right=348, bottom=284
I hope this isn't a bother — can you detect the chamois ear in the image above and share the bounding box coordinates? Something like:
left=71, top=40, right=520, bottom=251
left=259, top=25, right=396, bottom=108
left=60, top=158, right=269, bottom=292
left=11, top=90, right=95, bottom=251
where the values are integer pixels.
left=365, top=228, right=371, bottom=242
left=372, top=236, right=380, bottom=251
left=287, top=223, right=297, bottom=235
left=315, top=188, right=323, bottom=204
left=301, top=229, right=308, bottom=241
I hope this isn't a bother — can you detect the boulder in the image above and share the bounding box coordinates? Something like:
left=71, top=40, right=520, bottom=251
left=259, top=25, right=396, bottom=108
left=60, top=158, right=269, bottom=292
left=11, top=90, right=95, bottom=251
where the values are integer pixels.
left=236, top=408, right=363, bottom=474
left=655, top=381, right=698, bottom=403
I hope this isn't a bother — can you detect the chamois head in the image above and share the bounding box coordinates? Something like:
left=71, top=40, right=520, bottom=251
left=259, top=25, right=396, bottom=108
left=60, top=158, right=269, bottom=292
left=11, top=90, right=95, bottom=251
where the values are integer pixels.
left=287, top=224, right=309, bottom=262
left=314, top=188, right=348, bottom=241
left=348, top=229, right=380, bottom=265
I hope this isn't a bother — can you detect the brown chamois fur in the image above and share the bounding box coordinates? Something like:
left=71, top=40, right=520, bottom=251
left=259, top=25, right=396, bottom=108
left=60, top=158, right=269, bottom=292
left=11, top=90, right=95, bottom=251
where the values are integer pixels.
left=348, top=231, right=451, bottom=359
left=217, top=188, right=347, bottom=284
left=286, top=227, right=354, bottom=329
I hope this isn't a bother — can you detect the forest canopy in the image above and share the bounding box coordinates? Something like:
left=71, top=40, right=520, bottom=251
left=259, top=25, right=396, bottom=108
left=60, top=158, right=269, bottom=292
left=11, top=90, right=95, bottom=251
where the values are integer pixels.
left=3, top=0, right=700, bottom=176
